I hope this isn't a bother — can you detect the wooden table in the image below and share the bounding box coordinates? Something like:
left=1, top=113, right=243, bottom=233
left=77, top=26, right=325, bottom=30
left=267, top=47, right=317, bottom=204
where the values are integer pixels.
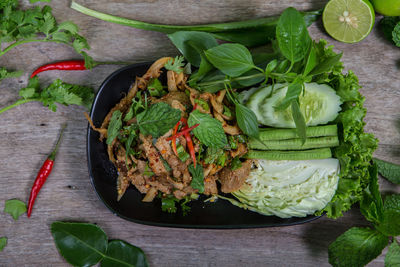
left=1, top=1, right=399, bottom=266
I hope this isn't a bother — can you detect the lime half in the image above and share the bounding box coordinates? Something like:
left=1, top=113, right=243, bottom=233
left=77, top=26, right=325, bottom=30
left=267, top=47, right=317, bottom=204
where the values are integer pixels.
left=323, top=0, right=375, bottom=43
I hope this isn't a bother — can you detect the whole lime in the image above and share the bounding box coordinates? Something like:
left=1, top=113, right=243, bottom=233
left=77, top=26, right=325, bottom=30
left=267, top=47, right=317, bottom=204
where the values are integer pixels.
left=371, top=0, right=400, bottom=16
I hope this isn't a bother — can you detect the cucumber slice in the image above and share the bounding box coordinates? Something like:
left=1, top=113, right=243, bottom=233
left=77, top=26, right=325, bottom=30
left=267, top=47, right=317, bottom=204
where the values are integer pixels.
left=246, top=83, right=342, bottom=128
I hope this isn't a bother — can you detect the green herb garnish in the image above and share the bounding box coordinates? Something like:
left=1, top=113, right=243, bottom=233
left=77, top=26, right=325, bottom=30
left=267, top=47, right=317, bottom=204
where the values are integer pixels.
left=4, top=199, right=26, bottom=221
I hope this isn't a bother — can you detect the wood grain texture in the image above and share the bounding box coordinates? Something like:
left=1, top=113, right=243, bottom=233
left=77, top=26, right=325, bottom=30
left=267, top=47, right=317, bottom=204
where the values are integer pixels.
left=0, top=0, right=399, bottom=266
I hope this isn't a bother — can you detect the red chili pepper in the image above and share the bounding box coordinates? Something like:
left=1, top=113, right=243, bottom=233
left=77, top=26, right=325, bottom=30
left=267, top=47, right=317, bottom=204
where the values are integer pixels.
left=166, top=124, right=199, bottom=141
left=184, top=132, right=196, bottom=168
left=171, top=121, right=180, bottom=156
left=30, top=60, right=88, bottom=78
left=27, top=124, right=67, bottom=217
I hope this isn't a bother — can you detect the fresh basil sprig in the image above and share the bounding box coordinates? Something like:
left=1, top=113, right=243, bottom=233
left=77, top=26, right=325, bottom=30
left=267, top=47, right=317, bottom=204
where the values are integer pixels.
left=51, top=222, right=148, bottom=267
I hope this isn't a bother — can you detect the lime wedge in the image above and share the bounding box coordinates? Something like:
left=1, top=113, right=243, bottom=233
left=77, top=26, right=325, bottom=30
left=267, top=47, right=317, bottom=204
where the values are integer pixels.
left=323, top=0, right=375, bottom=43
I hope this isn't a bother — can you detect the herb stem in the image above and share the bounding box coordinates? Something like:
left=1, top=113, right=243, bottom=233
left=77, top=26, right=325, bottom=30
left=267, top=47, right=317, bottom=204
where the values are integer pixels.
left=0, top=98, right=39, bottom=114
left=0, top=39, right=69, bottom=57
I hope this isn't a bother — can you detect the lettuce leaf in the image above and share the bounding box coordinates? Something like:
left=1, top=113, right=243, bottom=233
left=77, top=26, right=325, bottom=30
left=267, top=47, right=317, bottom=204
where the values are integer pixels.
left=319, top=69, right=378, bottom=218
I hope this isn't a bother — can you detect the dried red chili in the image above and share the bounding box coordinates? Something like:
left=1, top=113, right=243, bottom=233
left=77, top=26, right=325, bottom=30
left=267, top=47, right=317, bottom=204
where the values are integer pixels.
left=27, top=124, right=67, bottom=217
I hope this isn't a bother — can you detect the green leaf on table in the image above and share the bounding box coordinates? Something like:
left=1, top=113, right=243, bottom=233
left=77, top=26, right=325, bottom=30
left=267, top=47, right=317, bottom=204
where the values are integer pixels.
left=386, top=240, right=400, bottom=266
left=101, top=240, right=148, bottom=267
left=379, top=17, right=400, bottom=44
left=164, top=56, right=185, bottom=73
left=0, top=67, right=23, bottom=83
left=51, top=222, right=107, bottom=267
left=328, top=227, right=389, bottom=267
left=188, top=163, right=204, bottom=193
left=106, top=110, right=123, bottom=145
left=4, top=199, right=27, bottom=221
left=0, top=237, right=7, bottom=252
left=374, top=158, right=400, bottom=184
left=205, top=43, right=257, bottom=77
left=136, top=102, right=181, bottom=138
left=376, top=194, right=400, bottom=237
left=360, top=163, right=384, bottom=224
left=57, top=21, right=79, bottom=35
left=290, top=100, right=306, bottom=143
left=235, top=103, right=259, bottom=139
left=188, top=109, right=227, bottom=148
left=276, top=7, right=311, bottom=64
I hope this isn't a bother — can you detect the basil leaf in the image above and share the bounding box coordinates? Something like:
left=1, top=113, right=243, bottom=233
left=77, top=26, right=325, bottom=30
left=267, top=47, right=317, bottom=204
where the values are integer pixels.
left=373, top=158, right=400, bottom=184
left=0, top=237, right=7, bottom=252
left=385, top=240, right=400, bottom=266
left=328, top=227, right=389, bottom=267
left=308, top=53, right=343, bottom=76
left=187, top=40, right=215, bottom=82
left=303, top=44, right=317, bottom=76
left=4, top=199, right=26, bottom=221
left=136, top=102, right=181, bottom=138
left=376, top=194, right=400, bottom=237
left=275, top=82, right=302, bottom=111
left=51, top=222, right=108, bottom=267
left=291, top=100, right=306, bottom=143
left=106, top=110, right=123, bottom=145
left=205, top=43, right=257, bottom=77
left=235, top=103, right=259, bottom=138
left=189, top=163, right=204, bottom=193
left=101, top=240, right=148, bottom=267
left=188, top=110, right=227, bottom=148
left=276, top=7, right=311, bottom=64
left=167, top=31, right=218, bottom=67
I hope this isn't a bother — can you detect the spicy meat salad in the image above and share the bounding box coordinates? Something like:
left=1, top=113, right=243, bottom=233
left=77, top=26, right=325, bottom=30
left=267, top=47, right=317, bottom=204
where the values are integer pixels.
left=88, top=57, right=252, bottom=211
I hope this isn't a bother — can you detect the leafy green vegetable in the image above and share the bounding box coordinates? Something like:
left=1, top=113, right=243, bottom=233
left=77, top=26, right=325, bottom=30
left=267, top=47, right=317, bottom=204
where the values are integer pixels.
left=188, top=110, right=227, bottom=148
left=376, top=194, right=400, bottom=237
left=161, top=196, right=178, bottom=213
left=386, top=240, right=400, bottom=266
left=0, top=77, right=94, bottom=115
left=230, top=157, right=242, bottom=171
left=328, top=227, right=389, bottom=267
left=165, top=56, right=185, bottom=73
left=101, top=240, right=148, bottom=267
left=124, top=92, right=144, bottom=122
left=0, top=67, right=23, bottom=84
left=393, top=24, right=400, bottom=47
left=0, top=4, right=91, bottom=63
left=0, top=237, right=7, bottom=252
left=106, top=110, right=122, bottom=145
left=235, top=103, right=259, bottom=139
left=205, top=43, right=259, bottom=77
left=379, top=16, right=400, bottom=43
left=360, top=163, right=384, bottom=224
left=189, top=163, right=204, bottom=193
left=4, top=199, right=26, bottom=221
left=276, top=7, right=311, bottom=66
left=136, top=102, right=181, bottom=138
left=147, top=78, right=165, bottom=97
left=51, top=222, right=148, bottom=267
left=374, top=158, right=400, bottom=184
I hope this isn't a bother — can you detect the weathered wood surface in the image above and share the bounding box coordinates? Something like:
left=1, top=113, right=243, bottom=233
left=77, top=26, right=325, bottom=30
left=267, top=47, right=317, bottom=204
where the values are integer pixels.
left=1, top=0, right=399, bottom=266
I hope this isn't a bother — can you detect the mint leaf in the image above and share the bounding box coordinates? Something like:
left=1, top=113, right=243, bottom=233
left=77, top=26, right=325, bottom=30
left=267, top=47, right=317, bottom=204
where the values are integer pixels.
left=328, top=227, right=389, bottom=267
left=136, top=102, right=181, bottom=138
left=376, top=194, right=400, bottom=237
left=188, top=109, right=227, bottom=148
left=374, top=158, right=400, bottom=184
left=0, top=237, right=7, bottom=252
left=106, top=110, right=122, bottom=145
left=188, top=163, right=204, bottom=193
left=386, top=240, right=400, bottom=266
left=4, top=199, right=27, bottom=221
left=360, top=163, right=384, bottom=224
left=164, top=56, right=185, bottom=73
left=379, top=17, right=400, bottom=43
left=205, top=43, right=257, bottom=77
